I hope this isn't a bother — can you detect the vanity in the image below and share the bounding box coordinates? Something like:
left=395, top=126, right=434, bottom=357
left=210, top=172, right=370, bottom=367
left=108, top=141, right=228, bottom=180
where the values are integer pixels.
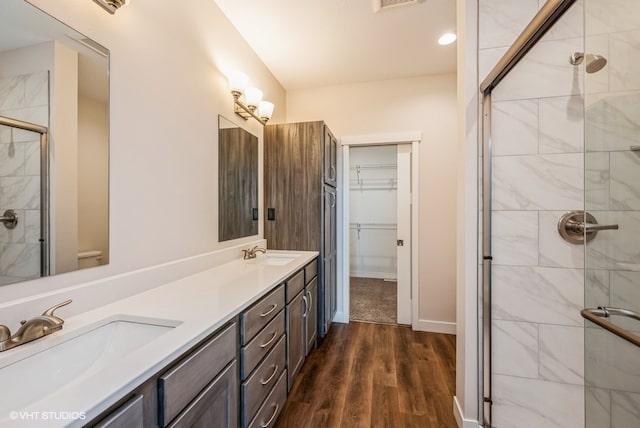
left=0, top=250, right=318, bottom=428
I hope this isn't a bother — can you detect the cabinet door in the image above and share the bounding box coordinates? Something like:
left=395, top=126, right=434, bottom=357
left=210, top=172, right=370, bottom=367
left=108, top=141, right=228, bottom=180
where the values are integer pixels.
left=168, top=362, right=238, bottom=428
left=286, top=291, right=306, bottom=391
left=305, top=277, right=318, bottom=355
left=323, top=126, right=337, bottom=186
left=264, top=123, right=323, bottom=251
left=330, top=251, right=337, bottom=321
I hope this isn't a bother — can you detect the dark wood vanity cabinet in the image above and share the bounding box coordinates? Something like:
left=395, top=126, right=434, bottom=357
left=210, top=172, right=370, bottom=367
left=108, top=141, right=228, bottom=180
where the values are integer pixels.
left=87, top=262, right=318, bottom=428
left=265, top=122, right=338, bottom=338
left=285, top=260, right=319, bottom=390
left=92, top=395, right=144, bottom=428
left=240, top=286, right=287, bottom=428
left=305, top=269, right=318, bottom=355
left=286, top=288, right=306, bottom=390
left=87, top=323, right=238, bottom=428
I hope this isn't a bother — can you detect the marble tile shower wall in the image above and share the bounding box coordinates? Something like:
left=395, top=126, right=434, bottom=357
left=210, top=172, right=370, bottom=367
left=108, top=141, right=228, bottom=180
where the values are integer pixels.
left=480, top=1, right=586, bottom=427
left=583, top=1, right=640, bottom=427
left=0, top=71, right=48, bottom=285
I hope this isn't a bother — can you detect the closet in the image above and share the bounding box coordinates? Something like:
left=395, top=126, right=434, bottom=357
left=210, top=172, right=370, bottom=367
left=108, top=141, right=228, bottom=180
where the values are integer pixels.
left=349, top=145, right=398, bottom=325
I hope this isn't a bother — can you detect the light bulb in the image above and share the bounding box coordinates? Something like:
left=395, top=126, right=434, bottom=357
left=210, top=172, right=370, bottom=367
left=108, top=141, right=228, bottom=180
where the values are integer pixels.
left=244, top=87, right=263, bottom=110
left=259, top=101, right=275, bottom=121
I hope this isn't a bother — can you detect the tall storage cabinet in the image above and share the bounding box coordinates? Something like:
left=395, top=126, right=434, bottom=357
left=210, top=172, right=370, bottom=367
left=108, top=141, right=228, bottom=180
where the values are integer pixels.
left=264, top=121, right=337, bottom=337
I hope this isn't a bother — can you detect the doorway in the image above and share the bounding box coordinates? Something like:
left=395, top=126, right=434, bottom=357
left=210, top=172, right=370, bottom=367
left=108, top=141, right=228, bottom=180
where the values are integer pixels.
left=339, top=133, right=419, bottom=328
left=348, top=145, right=398, bottom=324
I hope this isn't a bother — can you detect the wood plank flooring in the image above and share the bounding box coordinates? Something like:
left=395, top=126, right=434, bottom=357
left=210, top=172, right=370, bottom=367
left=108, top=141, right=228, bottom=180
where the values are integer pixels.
left=275, top=322, right=457, bottom=428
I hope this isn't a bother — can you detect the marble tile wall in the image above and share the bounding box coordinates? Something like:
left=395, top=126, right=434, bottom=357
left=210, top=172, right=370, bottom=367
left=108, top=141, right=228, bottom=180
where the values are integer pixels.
left=583, top=1, right=640, bottom=426
left=480, top=1, right=586, bottom=427
left=481, top=0, right=640, bottom=426
left=0, top=71, right=48, bottom=284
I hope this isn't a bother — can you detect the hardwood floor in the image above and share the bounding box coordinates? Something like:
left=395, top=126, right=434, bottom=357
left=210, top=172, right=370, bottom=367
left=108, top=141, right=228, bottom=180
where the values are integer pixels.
left=275, top=322, right=457, bottom=428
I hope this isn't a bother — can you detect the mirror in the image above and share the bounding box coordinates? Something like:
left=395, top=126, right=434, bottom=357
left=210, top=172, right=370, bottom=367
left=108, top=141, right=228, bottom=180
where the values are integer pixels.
left=0, top=0, right=109, bottom=285
left=218, top=115, right=258, bottom=241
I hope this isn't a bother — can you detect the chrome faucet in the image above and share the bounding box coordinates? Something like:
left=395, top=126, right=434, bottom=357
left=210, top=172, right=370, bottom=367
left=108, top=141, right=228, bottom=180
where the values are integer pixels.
left=0, top=300, right=72, bottom=352
left=242, top=246, right=267, bottom=260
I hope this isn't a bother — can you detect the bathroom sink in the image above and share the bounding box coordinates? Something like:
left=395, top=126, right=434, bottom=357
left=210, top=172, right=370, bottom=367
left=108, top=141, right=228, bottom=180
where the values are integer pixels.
left=251, top=253, right=299, bottom=266
left=0, top=316, right=177, bottom=416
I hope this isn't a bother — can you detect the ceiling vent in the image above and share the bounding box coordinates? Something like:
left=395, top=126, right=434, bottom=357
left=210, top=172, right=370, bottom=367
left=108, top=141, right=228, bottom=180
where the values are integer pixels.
left=373, top=0, right=423, bottom=13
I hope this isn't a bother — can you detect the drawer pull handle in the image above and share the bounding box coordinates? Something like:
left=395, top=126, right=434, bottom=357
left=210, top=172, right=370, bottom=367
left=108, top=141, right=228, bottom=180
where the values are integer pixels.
left=260, top=304, right=278, bottom=318
left=260, top=364, right=279, bottom=385
left=260, top=331, right=278, bottom=349
left=261, top=403, right=280, bottom=428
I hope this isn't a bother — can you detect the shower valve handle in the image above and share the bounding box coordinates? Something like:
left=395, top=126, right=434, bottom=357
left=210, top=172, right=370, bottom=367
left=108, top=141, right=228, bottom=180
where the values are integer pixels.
left=567, top=221, right=618, bottom=233
left=0, top=210, right=18, bottom=230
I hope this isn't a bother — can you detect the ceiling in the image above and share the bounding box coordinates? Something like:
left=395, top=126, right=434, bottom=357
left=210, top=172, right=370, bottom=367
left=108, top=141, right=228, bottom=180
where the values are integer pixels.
left=214, top=0, right=457, bottom=91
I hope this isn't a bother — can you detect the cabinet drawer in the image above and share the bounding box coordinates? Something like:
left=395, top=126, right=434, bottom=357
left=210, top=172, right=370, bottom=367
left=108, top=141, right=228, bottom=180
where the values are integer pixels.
left=168, top=361, right=238, bottom=428
left=242, top=335, right=286, bottom=424
left=159, top=322, right=237, bottom=426
left=304, top=259, right=318, bottom=284
left=247, top=370, right=287, bottom=428
left=241, top=285, right=284, bottom=344
left=285, top=270, right=304, bottom=303
left=241, top=310, right=285, bottom=380
left=93, top=395, right=144, bottom=428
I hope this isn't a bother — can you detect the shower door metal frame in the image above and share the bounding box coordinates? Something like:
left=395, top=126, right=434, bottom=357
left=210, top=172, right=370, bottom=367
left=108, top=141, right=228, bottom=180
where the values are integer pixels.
left=0, top=115, right=50, bottom=277
left=478, top=0, right=577, bottom=426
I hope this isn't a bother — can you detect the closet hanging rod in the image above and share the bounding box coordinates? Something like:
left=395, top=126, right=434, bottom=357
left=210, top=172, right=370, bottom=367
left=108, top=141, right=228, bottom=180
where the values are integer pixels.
left=350, top=163, right=397, bottom=170
left=349, top=222, right=397, bottom=230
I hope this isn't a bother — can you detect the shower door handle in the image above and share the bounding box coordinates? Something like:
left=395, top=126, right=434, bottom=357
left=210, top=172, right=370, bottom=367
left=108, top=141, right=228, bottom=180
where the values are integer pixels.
left=0, top=210, right=18, bottom=230
left=581, top=307, right=640, bottom=348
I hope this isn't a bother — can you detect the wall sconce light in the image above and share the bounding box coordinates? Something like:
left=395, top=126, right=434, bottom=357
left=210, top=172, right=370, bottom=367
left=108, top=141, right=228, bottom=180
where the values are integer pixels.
left=228, top=71, right=275, bottom=125
left=93, top=0, right=130, bottom=14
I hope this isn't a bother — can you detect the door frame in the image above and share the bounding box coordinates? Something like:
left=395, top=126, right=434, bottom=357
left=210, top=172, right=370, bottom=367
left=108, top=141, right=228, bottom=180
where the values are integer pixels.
left=337, top=132, right=421, bottom=328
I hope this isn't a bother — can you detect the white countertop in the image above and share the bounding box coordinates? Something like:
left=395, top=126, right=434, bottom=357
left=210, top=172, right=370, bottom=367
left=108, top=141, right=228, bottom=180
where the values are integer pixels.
left=0, top=250, right=318, bottom=427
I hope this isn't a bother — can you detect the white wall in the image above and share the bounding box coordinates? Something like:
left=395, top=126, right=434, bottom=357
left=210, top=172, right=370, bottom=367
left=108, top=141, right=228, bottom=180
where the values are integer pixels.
left=286, top=74, right=458, bottom=328
left=0, top=0, right=286, bottom=322
left=77, top=95, right=109, bottom=264
left=455, top=0, right=479, bottom=426
left=52, top=42, right=79, bottom=274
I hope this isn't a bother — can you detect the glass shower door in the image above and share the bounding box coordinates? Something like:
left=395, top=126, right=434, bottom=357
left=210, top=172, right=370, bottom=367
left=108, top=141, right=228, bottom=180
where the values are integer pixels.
left=584, top=1, right=640, bottom=426
left=0, top=122, right=44, bottom=284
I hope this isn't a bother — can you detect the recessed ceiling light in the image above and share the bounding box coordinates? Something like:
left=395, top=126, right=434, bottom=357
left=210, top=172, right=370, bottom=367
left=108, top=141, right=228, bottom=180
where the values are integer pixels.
left=438, top=32, right=457, bottom=46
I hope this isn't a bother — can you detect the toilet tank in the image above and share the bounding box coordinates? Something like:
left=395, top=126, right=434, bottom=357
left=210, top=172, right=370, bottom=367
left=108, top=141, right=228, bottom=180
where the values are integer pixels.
left=77, top=250, right=103, bottom=269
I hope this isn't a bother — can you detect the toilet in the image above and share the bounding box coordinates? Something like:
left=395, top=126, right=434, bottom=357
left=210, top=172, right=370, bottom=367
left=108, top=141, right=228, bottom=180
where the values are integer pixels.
left=77, top=250, right=103, bottom=269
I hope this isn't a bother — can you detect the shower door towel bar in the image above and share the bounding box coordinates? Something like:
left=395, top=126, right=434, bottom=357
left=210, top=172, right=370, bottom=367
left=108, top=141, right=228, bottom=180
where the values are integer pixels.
left=581, top=307, right=640, bottom=348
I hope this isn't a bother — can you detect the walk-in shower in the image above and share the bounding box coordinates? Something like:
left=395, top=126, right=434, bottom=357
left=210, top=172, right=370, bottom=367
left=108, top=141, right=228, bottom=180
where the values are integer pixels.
left=479, top=0, right=640, bottom=426
left=0, top=116, right=49, bottom=283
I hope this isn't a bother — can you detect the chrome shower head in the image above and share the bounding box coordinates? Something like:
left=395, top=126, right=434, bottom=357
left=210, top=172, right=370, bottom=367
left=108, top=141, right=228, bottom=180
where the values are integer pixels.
left=569, top=52, right=608, bottom=73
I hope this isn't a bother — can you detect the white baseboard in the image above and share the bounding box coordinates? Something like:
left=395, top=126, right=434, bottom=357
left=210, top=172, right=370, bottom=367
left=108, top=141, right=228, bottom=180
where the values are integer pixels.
left=414, top=319, right=456, bottom=335
left=350, top=271, right=396, bottom=280
left=454, top=396, right=480, bottom=428
left=333, top=311, right=349, bottom=324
